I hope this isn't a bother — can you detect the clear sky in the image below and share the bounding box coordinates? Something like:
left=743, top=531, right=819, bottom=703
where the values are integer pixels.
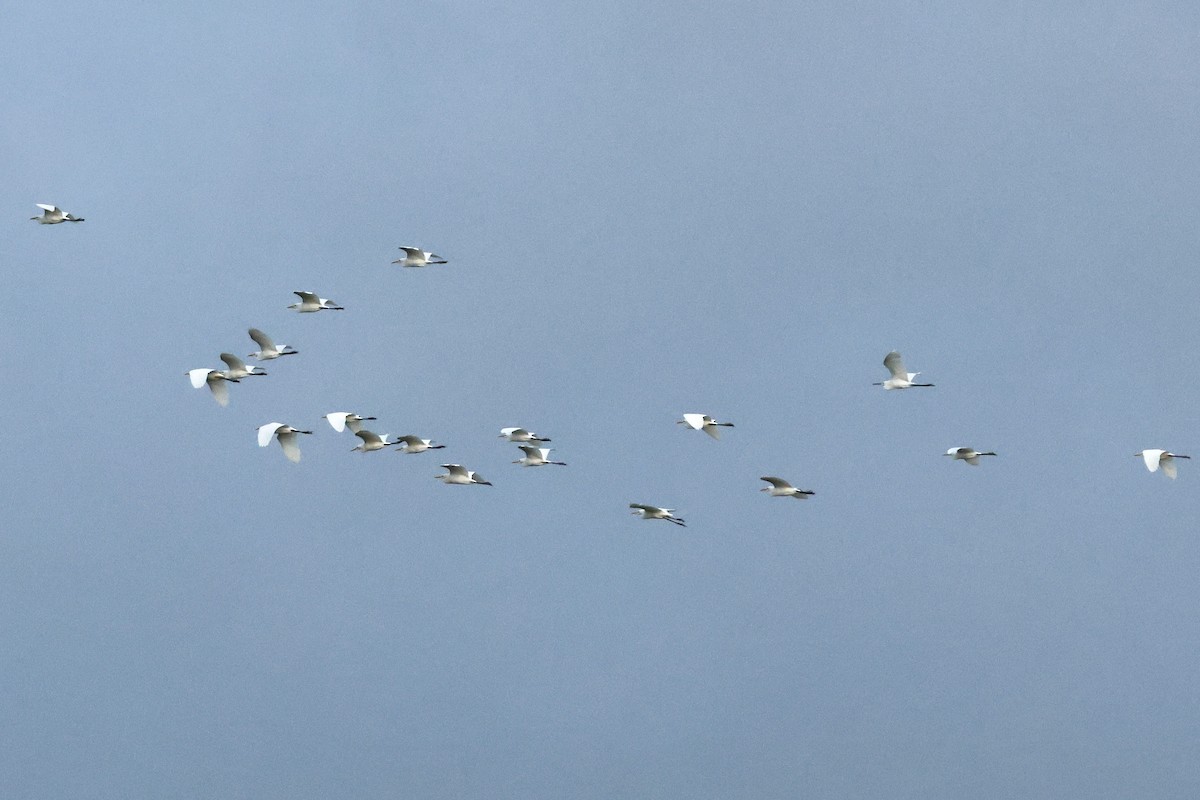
left=4, top=2, right=1200, bottom=797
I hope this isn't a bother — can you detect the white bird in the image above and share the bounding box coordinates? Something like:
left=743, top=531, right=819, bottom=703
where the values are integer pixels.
left=186, top=368, right=239, bottom=407
left=394, top=435, right=445, bottom=454
left=31, top=204, right=84, bottom=224
left=759, top=476, right=815, bottom=499
left=873, top=351, right=934, bottom=390
left=288, top=291, right=344, bottom=312
left=436, top=464, right=492, bottom=486
left=392, top=246, right=447, bottom=267
left=677, top=413, right=734, bottom=440
left=1136, top=449, right=1191, bottom=479
left=513, top=445, right=567, bottom=467
left=499, top=427, right=551, bottom=443
left=257, top=422, right=313, bottom=463
left=219, top=353, right=267, bottom=379
left=324, top=412, right=377, bottom=434
left=944, top=447, right=997, bottom=466
left=247, top=328, right=298, bottom=360
left=629, top=503, right=686, bottom=527
left=352, top=430, right=402, bottom=452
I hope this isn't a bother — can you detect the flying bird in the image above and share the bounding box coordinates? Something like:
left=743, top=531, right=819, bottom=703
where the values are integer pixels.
left=247, top=328, right=298, bottom=360
left=944, top=447, right=997, bottom=466
left=873, top=351, right=934, bottom=390
left=394, top=436, right=445, bottom=454
left=1136, top=449, right=1191, bottom=479
left=219, top=353, right=267, bottom=379
left=352, top=430, right=402, bottom=452
left=288, top=291, right=344, bottom=312
left=759, top=476, right=815, bottom=499
left=323, top=412, right=377, bottom=434
left=629, top=504, right=686, bottom=527
left=513, top=446, right=567, bottom=467
left=499, top=427, right=551, bottom=443
left=186, top=368, right=238, bottom=407
left=436, top=464, right=492, bottom=486
left=677, top=413, right=734, bottom=440
left=257, top=423, right=313, bottom=463
left=30, top=204, right=84, bottom=224
left=392, top=246, right=447, bottom=267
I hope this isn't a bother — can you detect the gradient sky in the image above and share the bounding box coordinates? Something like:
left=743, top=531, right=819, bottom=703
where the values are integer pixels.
left=4, top=2, right=1200, bottom=798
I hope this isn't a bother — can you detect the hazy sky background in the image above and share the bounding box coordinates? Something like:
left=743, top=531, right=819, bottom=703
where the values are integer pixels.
left=3, top=2, right=1200, bottom=797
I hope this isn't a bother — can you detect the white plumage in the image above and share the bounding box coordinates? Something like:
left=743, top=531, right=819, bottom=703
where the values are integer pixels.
left=874, top=351, right=934, bottom=390
left=257, top=422, right=313, bottom=463
left=629, top=504, right=686, bottom=526
left=31, top=204, right=84, bottom=224
left=186, top=368, right=238, bottom=407
left=1136, top=449, right=1191, bottom=479
left=247, top=328, right=298, bottom=360
left=677, top=413, right=734, bottom=440
left=288, top=291, right=344, bottom=312
left=392, top=246, right=447, bottom=267
left=759, top=476, right=815, bottom=499
left=944, top=447, right=997, bottom=466
left=436, top=464, right=492, bottom=486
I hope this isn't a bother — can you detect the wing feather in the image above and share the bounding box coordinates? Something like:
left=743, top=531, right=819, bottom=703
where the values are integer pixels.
left=258, top=423, right=284, bottom=447
left=278, top=431, right=302, bottom=463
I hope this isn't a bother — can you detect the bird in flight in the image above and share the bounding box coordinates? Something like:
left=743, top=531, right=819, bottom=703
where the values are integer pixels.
left=874, top=351, right=934, bottom=390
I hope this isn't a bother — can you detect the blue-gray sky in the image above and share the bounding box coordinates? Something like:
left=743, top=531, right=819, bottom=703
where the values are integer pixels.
left=4, top=2, right=1200, bottom=797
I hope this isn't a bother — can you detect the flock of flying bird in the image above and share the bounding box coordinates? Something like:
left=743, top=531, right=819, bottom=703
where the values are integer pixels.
left=34, top=203, right=1192, bottom=529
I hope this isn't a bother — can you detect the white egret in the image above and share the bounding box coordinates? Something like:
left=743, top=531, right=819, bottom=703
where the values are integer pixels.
left=944, top=447, right=997, bottom=466
left=629, top=504, right=686, bottom=527
left=677, top=413, right=734, bottom=440
left=31, top=204, right=84, bottom=224
left=513, top=446, right=567, bottom=467
left=873, top=351, right=934, bottom=390
left=436, top=464, right=492, bottom=486
left=759, top=476, right=815, bottom=499
left=219, top=353, right=267, bottom=379
left=352, top=430, right=402, bottom=452
left=1136, top=449, right=1191, bottom=479
left=257, top=422, right=313, bottom=463
left=288, top=291, right=344, bottom=312
left=392, top=246, right=447, bottom=267
left=186, top=368, right=238, bottom=407
left=247, top=328, right=298, bottom=360
left=499, top=427, right=551, bottom=443
left=394, top=436, right=445, bottom=454
left=323, top=412, right=377, bottom=434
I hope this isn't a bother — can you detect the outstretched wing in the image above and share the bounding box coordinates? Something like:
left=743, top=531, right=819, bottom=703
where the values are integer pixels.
left=257, top=422, right=284, bottom=447
left=883, top=351, right=906, bottom=380
left=443, top=464, right=469, bottom=477
left=248, top=328, right=275, bottom=349
left=208, top=378, right=230, bottom=407
left=324, top=412, right=350, bottom=433
left=1161, top=457, right=1178, bottom=479
left=355, top=430, right=384, bottom=447
left=277, top=430, right=302, bottom=463
left=760, top=476, right=792, bottom=489
left=1142, top=449, right=1163, bottom=473
left=187, top=368, right=212, bottom=389
left=220, top=353, right=248, bottom=372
